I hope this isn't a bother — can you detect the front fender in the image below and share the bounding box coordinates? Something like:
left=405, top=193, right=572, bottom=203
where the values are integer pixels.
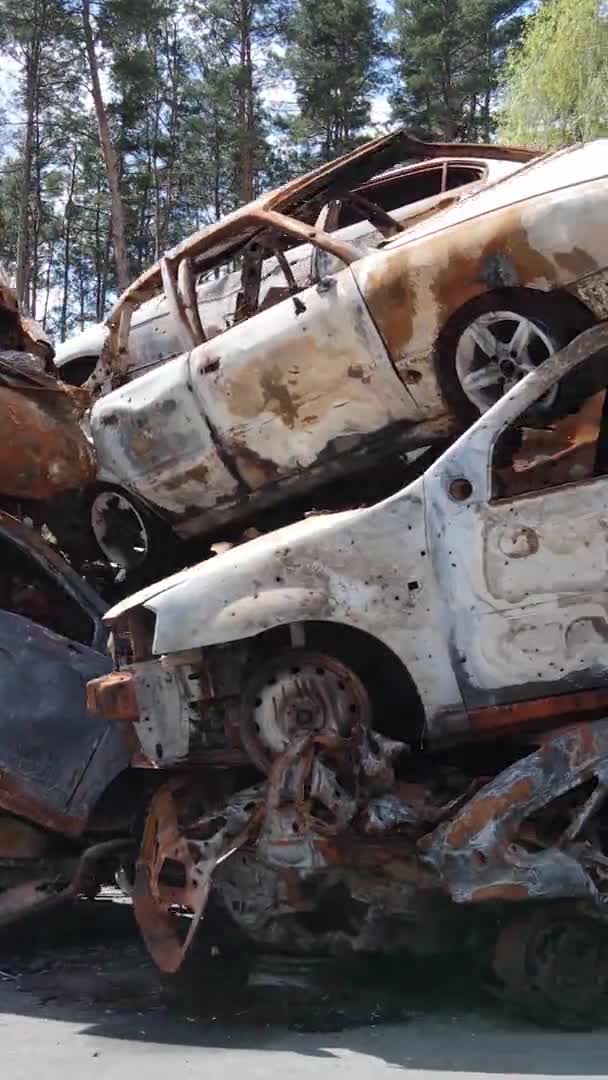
left=149, top=585, right=332, bottom=655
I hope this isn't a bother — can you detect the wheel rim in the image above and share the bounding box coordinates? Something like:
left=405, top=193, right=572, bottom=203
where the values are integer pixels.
left=494, top=909, right=608, bottom=1019
left=455, top=310, right=559, bottom=413
left=241, top=651, right=371, bottom=772
left=527, top=920, right=605, bottom=1010
left=91, top=490, right=150, bottom=569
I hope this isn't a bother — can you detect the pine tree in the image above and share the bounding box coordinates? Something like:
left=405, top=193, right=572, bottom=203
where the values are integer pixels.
left=391, top=0, right=525, bottom=141
left=188, top=0, right=283, bottom=204
left=285, top=0, right=384, bottom=162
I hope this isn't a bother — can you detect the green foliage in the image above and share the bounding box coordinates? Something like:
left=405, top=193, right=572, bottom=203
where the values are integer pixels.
left=391, top=0, right=526, bottom=140
left=0, top=0, right=594, bottom=334
left=498, top=0, right=608, bottom=149
left=285, top=0, right=385, bottom=160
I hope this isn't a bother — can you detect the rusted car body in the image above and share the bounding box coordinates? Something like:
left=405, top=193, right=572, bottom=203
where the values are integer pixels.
left=88, top=324, right=608, bottom=1023
left=0, top=281, right=94, bottom=506
left=0, top=512, right=132, bottom=926
left=81, top=132, right=607, bottom=573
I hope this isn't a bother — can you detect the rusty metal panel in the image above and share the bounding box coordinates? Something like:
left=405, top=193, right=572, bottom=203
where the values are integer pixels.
left=87, top=670, right=140, bottom=722
left=0, top=365, right=95, bottom=500
left=423, top=719, right=608, bottom=905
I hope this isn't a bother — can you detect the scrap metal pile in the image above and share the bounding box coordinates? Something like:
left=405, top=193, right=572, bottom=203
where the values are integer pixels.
left=1, top=127, right=608, bottom=1029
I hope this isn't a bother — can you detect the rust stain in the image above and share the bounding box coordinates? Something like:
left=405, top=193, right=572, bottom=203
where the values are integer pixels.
left=347, top=363, right=371, bottom=384
left=0, top=770, right=85, bottom=837
left=228, top=442, right=281, bottom=489
left=470, top=688, right=608, bottom=735
left=445, top=777, right=534, bottom=848
left=564, top=721, right=598, bottom=770
left=0, top=385, right=95, bottom=500
left=361, top=268, right=415, bottom=360
left=221, top=333, right=384, bottom=432
left=87, top=671, right=140, bottom=723
left=470, top=882, right=530, bottom=902
left=361, top=202, right=598, bottom=372
left=554, top=246, right=600, bottom=278
left=161, top=462, right=210, bottom=491
left=260, top=369, right=300, bottom=428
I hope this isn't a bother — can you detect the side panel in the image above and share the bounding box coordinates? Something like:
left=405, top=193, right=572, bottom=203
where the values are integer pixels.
left=424, top=438, right=608, bottom=710
left=188, top=269, right=420, bottom=489
left=91, top=355, right=241, bottom=515
left=353, top=179, right=608, bottom=418
left=0, top=612, right=127, bottom=828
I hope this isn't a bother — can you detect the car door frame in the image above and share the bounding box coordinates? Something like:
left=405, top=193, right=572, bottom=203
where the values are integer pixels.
left=424, top=323, right=608, bottom=731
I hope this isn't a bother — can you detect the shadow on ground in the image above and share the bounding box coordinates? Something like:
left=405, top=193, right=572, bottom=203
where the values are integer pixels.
left=1, top=896, right=608, bottom=1074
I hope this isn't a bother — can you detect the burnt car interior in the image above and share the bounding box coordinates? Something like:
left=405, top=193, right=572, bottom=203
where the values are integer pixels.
left=335, top=160, right=486, bottom=228
left=492, top=351, right=608, bottom=498
left=0, top=536, right=95, bottom=645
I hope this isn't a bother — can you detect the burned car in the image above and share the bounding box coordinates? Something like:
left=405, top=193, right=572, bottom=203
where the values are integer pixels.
left=80, top=132, right=608, bottom=574
left=54, top=144, right=526, bottom=386
left=0, top=276, right=94, bottom=524
left=89, top=323, right=608, bottom=1025
left=0, top=512, right=132, bottom=926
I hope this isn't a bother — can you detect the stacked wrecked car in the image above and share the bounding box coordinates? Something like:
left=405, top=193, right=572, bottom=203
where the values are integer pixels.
left=2, top=129, right=608, bottom=1027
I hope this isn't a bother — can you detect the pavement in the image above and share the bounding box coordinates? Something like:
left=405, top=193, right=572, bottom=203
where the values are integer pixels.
left=2, top=898, right=608, bottom=1080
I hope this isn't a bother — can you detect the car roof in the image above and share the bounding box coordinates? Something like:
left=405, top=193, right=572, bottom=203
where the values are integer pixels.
left=105, top=131, right=536, bottom=323
left=56, top=143, right=530, bottom=365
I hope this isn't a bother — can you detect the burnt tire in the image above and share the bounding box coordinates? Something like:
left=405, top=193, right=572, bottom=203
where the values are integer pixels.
left=492, top=906, right=608, bottom=1030
left=88, top=485, right=174, bottom=579
left=436, top=291, right=594, bottom=425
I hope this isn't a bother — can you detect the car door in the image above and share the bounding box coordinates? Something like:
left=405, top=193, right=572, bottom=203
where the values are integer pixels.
left=0, top=519, right=128, bottom=831
left=424, top=333, right=608, bottom=721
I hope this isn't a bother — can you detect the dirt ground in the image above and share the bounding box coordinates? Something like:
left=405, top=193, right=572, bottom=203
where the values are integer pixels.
left=3, top=893, right=608, bottom=1080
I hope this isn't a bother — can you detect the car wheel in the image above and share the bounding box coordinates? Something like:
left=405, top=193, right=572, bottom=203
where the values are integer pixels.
left=492, top=906, right=608, bottom=1030
left=89, top=486, right=172, bottom=574
left=240, top=649, right=371, bottom=772
left=437, top=293, right=586, bottom=423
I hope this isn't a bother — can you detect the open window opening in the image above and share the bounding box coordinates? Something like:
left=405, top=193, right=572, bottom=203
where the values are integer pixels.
left=0, top=538, right=95, bottom=646
left=491, top=353, right=608, bottom=500
left=335, top=162, right=485, bottom=229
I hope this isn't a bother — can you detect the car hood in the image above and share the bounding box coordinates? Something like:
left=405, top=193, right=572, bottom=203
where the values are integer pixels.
left=54, top=321, right=107, bottom=367
left=105, top=508, right=365, bottom=623
left=103, top=472, right=427, bottom=657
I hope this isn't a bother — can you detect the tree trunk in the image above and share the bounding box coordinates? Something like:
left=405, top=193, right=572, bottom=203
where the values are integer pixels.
left=81, top=0, right=130, bottom=294
left=16, top=34, right=41, bottom=312
left=30, top=94, right=44, bottom=318
left=60, top=149, right=78, bottom=341
left=482, top=27, right=492, bottom=142
left=41, top=237, right=56, bottom=331
left=238, top=0, right=255, bottom=203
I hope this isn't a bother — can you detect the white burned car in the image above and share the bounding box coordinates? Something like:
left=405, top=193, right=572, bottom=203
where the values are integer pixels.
left=75, top=132, right=608, bottom=573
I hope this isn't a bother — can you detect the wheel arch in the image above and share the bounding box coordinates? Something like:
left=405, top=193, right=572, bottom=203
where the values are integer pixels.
left=247, top=618, right=426, bottom=747
left=434, top=285, right=596, bottom=423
